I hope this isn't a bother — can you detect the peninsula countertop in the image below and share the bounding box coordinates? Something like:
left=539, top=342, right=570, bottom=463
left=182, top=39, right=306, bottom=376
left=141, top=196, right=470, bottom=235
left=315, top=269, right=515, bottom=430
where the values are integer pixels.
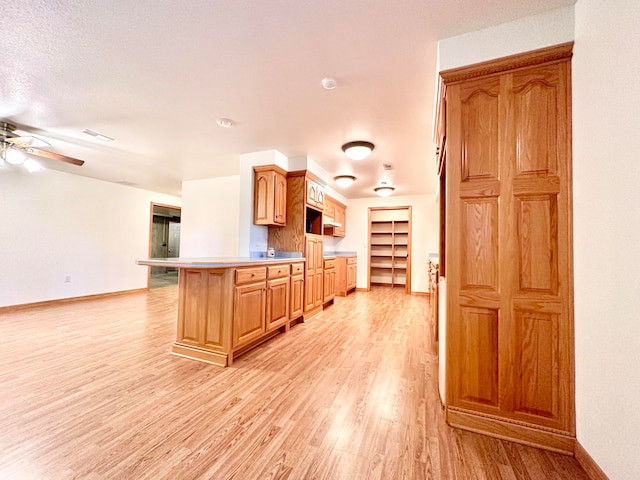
left=137, top=257, right=305, bottom=269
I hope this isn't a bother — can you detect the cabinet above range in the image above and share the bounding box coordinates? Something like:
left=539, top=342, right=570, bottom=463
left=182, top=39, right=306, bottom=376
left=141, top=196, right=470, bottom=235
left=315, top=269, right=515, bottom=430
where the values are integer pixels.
left=323, top=195, right=346, bottom=237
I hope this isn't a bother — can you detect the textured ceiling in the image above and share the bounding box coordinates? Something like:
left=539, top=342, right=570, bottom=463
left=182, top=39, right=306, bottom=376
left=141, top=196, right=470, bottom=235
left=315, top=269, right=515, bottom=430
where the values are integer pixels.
left=0, top=0, right=575, bottom=198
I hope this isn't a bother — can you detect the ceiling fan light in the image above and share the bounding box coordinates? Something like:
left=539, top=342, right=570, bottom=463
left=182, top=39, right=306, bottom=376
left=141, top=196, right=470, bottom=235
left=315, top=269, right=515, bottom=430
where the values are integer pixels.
left=23, top=158, right=42, bottom=173
left=342, top=141, right=374, bottom=161
left=5, top=148, right=25, bottom=165
left=334, top=175, right=356, bottom=187
left=374, top=185, right=395, bottom=197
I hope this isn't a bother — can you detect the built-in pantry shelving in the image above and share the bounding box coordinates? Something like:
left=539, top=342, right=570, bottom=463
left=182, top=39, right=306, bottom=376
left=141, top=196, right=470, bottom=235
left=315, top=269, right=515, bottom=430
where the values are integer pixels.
left=368, top=207, right=412, bottom=292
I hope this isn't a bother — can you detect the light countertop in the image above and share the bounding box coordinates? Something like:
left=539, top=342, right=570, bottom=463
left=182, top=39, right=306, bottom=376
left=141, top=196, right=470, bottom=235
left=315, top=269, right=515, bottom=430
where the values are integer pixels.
left=137, top=257, right=305, bottom=269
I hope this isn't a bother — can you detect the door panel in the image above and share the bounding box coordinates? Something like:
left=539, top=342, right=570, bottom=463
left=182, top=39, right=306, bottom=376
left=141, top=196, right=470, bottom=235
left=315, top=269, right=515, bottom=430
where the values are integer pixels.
left=458, top=306, right=500, bottom=409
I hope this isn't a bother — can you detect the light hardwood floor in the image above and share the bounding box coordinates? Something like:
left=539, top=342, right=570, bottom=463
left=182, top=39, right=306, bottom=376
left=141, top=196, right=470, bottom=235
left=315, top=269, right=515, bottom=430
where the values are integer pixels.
left=0, top=286, right=589, bottom=480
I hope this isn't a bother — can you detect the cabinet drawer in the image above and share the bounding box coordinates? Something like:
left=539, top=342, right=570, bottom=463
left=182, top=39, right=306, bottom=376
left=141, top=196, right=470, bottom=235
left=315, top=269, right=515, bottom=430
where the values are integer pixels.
left=347, top=256, right=357, bottom=265
left=235, top=267, right=267, bottom=284
left=323, top=258, right=336, bottom=270
left=267, top=265, right=289, bottom=279
left=290, top=262, right=304, bottom=275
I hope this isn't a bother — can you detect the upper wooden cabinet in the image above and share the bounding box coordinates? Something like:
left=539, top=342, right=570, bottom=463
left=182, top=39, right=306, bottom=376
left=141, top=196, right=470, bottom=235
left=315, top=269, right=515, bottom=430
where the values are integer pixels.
left=323, top=195, right=347, bottom=237
left=254, top=165, right=287, bottom=226
left=305, top=178, right=324, bottom=210
left=441, top=43, right=575, bottom=453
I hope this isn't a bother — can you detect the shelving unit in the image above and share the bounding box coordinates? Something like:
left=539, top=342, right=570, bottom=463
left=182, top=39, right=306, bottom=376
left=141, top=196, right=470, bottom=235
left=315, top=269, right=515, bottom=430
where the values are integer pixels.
left=368, top=207, right=412, bottom=292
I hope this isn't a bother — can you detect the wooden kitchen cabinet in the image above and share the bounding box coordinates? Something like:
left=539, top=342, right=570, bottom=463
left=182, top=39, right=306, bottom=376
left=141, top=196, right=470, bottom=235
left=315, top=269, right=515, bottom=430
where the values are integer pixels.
left=335, top=256, right=357, bottom=296
left=333, top=202, right=346, bottom=237
left=441, top=43, right=575, bottom=453
left=323, top=195, right=347, bottom=237
left=254, top=165, right=287, bottom=226
left=290, top=262, right=304, bottom=321
left=305, top=178, right=324, bottom=210
left=268, top=170, right=326, bottom=320
left=266, top=275, right=289, bottom=332
left=233, top=279, right=266, bottom=348
left=323, top=258, right=336, bottom=305
left=304, top=234, right=324, bottom=314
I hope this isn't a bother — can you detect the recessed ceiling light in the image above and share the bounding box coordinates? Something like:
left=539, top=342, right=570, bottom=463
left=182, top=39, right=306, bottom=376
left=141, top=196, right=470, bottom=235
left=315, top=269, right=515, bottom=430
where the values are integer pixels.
left=321, top=77, right=337, bottom=90
left=216, top=118, right=235, bottom=128
left=82, top=129, right=114, bottom=142
left=342, top=141, right=374, bottom=161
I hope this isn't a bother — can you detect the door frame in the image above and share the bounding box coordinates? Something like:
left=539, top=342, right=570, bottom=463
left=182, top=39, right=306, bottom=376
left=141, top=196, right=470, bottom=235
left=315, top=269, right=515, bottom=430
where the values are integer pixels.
left=367, top=206, right=412, bottom=294
left=148, top=202, right=182, bottom=289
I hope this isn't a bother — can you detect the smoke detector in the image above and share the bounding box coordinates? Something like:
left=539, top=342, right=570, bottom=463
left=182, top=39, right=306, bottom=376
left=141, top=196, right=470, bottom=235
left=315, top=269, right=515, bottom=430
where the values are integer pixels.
left=321, top=77, right=337, bottom=90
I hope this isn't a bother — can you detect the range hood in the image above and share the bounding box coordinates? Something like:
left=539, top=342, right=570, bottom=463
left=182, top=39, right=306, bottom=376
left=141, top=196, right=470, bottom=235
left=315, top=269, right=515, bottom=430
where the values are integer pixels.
left=323, top=217, right=342, bottom=228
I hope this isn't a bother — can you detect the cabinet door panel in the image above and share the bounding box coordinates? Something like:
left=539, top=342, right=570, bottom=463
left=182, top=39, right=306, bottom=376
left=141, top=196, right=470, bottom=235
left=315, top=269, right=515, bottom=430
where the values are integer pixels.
left=274, top=172, right=287, bottom=225
left=347, top=263, right=357, bottom=290
left=267, top=277, right=289, bottom=331
left=291, top=274, right=304, bottom=319
left=234, top=283, right=266, bottom=347
left=457, top=306, right=500, bottom=409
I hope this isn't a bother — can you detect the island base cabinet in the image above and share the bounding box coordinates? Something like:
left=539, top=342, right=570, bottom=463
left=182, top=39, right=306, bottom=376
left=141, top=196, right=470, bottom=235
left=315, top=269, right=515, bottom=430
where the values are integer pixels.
left=171, top=263, right=294, bottom=367
left=172, top=268, right=234, bottom=367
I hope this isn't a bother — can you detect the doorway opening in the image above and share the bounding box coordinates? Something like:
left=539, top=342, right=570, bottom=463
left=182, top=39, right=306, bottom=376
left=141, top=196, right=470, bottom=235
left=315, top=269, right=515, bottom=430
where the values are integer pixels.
left=148, top=203, right=181, bottom=288
left=367, top=206, right=412, bottom=293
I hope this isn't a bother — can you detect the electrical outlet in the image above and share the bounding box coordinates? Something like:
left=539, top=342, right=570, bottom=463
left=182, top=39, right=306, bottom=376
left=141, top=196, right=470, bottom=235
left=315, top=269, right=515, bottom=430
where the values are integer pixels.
left=64, top=275, right=71, bottom=283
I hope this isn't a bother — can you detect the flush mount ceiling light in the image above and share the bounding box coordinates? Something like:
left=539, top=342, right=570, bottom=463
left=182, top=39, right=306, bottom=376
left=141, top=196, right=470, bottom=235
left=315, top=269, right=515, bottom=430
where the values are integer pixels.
left=216, top=117, right=235, bottom=128
left=342, top=141, right=374, bottom=161
left=334, top=175, right=356, bottom=187
left=374, top=182, right=395, bottom=197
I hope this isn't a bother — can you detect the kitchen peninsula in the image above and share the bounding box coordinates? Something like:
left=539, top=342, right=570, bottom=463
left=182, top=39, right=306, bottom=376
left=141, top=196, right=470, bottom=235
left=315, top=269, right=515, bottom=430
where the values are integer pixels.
left=137, top=257, right=304, bottom=367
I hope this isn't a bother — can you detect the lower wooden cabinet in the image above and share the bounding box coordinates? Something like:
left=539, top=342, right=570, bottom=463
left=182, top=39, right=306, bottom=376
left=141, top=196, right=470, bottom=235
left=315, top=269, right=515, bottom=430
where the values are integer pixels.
left=323, top=258, right=336, bottom=304
left=336, top=256, right=357, bottom=296
left=304, top=234, right=324, bottom=316
left=290, top=262, right=304, bottom=320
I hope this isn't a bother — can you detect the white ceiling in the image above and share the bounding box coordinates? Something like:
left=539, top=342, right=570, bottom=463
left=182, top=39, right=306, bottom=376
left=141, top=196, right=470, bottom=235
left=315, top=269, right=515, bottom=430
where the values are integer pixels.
left=0, top=0, right=575, bottom=199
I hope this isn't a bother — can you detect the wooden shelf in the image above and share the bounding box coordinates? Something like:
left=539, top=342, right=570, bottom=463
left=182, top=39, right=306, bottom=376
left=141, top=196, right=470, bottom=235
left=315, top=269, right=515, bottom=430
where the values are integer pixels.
left=368, top=208, right=412, bottom=291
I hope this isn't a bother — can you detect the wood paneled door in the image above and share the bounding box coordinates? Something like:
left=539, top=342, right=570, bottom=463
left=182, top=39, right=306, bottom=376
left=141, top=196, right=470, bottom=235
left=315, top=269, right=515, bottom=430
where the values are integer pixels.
left=442, top=43, right=575, bottom=453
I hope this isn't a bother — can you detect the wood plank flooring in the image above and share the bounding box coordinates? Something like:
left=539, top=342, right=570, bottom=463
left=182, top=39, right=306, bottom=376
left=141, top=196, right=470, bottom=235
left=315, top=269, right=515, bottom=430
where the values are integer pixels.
left=0, top=286, right=589, bottom=479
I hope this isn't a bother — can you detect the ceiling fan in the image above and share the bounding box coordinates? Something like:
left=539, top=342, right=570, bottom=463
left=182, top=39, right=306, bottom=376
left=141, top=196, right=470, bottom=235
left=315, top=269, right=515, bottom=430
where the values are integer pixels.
left=0, top=121, right=85, bottom=171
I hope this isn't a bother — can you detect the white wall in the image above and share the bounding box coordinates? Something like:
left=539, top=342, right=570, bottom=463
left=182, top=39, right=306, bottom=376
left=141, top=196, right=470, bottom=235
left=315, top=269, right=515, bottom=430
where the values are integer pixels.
left=0, top=168, right=180, bottom=308
left=573, top=1, right=640, bottom=478
left=337, top=194, right=439, bottom=293
left=437, top=6, right=574, bottom=71
left=180, top=175, right=240, bottom=257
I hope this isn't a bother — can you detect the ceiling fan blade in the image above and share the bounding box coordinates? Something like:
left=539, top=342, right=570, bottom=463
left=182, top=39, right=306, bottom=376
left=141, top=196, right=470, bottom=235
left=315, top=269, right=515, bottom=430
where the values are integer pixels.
left=5, top=136, right=51, bottom=149
left=27, top=148, right=85, bottom=166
